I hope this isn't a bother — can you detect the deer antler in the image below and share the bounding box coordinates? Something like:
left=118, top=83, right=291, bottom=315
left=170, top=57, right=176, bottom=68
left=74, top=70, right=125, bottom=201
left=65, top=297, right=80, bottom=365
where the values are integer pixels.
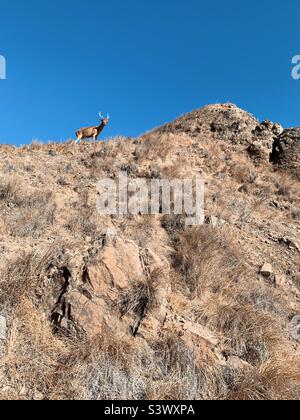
left=99, top=112, right=110, bottom=122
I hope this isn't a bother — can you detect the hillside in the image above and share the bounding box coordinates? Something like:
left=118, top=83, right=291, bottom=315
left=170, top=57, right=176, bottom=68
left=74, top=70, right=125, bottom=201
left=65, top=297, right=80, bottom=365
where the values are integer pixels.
left=0, top=103, right=299, bottom=400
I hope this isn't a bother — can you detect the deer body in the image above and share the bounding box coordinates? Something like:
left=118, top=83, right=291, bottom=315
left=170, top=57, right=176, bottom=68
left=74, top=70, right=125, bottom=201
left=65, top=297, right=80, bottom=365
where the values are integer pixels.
left=75, top=113, right=110, bottom=143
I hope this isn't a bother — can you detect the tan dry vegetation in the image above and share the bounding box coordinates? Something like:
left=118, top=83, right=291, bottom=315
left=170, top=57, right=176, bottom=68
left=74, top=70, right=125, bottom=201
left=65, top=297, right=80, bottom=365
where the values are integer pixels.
left=0, top=104, right=299, bottom=400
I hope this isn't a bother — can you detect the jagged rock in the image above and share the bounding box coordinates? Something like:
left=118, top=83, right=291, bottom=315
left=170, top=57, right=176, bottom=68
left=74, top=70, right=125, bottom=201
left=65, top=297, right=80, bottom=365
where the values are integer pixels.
left=163, top=314, right=221, bottom=361
left=226, top=356, right=252, bottom=370
left=249, top=121, right=283, bottom=163
left=183, top=321, right=219, bottom=347
left=260, top=263, right=273, bottom=276
left=271, top=128, right=300, bottom=179
left=253, top=120, right=283, bottom=137
left=51, top=235, right=170, bottom=339
left=290, top=316, right=300, bottom=341
left=282, top=237, right=300, bottom=252
left=260, top=263, right=275, bottom=284
left=100, top=236, right=143, bottom=289
left=246, top=141, right=267, bottom=163
left=102, top=228, right=118, bottom=246
left=273, top=123, right=284, bottom=136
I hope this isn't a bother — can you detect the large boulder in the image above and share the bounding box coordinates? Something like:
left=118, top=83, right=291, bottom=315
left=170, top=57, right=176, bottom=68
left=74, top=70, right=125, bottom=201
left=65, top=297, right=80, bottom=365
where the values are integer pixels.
left=270, top=128, right=300, bottom=179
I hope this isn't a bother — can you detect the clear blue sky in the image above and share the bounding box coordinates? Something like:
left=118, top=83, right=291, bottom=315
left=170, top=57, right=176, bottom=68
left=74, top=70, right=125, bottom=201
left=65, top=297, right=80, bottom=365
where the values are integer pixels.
left=0, top=0, right=300, bottom=145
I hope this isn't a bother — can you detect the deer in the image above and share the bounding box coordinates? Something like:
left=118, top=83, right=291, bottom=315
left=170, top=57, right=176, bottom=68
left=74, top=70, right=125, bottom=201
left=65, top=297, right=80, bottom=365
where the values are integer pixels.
left=75, top=112, right=110, bottom=143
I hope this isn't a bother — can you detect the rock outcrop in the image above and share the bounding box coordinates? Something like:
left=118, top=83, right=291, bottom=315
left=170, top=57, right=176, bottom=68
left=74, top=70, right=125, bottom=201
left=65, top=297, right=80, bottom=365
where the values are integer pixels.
left=156, top=104, right=259, bottom=142
left=271, top=128, right=300, bottom=179
left=50, top=232, right=171, bottom=341
left=48, top=233, right=228, bottom=363
left=154, top=104, right=282, bottom=163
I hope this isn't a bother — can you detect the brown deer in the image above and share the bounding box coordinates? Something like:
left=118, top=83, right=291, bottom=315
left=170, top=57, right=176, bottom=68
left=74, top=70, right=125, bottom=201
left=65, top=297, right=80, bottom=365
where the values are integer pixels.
left=75, top=112, right=110, bottom=143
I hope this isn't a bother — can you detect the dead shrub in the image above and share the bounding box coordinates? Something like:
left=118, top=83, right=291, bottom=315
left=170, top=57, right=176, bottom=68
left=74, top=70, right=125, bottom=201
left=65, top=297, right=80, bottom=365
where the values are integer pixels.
left=0, top=176, right=22, bottom=205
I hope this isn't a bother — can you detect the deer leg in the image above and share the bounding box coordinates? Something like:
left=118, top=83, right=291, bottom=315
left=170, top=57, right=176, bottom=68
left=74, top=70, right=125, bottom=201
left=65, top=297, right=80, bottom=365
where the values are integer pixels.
left=75, top=135, right=82, bottom=144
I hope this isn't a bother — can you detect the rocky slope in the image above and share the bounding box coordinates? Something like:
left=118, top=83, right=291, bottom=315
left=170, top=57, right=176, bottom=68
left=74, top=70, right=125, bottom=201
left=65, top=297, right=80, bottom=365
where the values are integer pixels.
left=271, top=127, right=300, bottom=179
left=0, top=103, right=299, bottom=400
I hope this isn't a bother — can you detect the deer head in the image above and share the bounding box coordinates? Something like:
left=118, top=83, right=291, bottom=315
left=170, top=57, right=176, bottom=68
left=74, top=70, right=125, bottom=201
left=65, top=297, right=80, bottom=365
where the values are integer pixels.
left=99, top=112, right=110, bottom=126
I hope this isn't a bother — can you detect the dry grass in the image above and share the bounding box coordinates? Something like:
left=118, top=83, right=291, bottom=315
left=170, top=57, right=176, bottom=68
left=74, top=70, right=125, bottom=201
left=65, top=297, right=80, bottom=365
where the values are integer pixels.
left=0, top=312, right=228, bottom=400
left=228, top=159, right=258, bottom=185
left=147, top=334, right=226, bottom=400
left=176, top=225, right=246, bottom=296
left=0, top=299, right=66, bottom=400
left=199, top=296, right=283, bottom=365
left=274, top=172, right=300, bottom=203
left=173, top=225, right=294, bottom=375
left=0, top=298, right=298, bottom=400
left=224, top=351, right=300, bottom=400
left=0, top=175, right=56, bottom=237
left=49, top=329, right=147, bottom=400
left=137, top=133, right=187, bottom=164
left=0, top=245, right=63, bottom=314
left=66, top=209, right=97, bottom=239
